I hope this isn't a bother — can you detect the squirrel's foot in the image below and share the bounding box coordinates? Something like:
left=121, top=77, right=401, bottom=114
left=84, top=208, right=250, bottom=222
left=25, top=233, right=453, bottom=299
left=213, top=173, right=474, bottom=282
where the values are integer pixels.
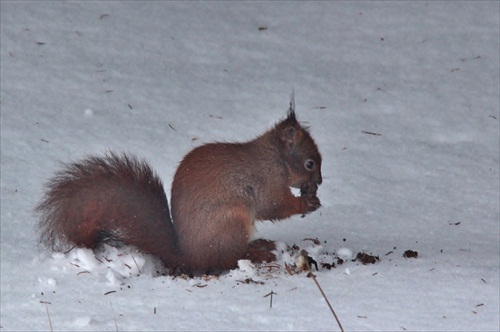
left=248, top=239, right=276, bottom=251
left=246, top=239, right=276, bottom=263
left=245, top=249, right=277, bottom=263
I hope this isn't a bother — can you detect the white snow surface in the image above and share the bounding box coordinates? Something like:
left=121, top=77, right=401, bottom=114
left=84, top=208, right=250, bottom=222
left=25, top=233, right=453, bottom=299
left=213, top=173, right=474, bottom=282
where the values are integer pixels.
left=1, top=1, right=499, bottom=331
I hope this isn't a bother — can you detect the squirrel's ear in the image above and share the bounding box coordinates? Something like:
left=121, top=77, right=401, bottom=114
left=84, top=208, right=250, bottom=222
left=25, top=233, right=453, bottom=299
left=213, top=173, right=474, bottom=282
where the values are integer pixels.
left=282, top=126, right=296, bottom=142
left=281, top=126, right=302, bottom=149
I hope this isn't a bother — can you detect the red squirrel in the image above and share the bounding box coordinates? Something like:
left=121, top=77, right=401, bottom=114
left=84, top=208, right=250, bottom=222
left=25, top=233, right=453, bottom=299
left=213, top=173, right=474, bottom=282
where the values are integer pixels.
left=36, top=103, right=322, bottom=274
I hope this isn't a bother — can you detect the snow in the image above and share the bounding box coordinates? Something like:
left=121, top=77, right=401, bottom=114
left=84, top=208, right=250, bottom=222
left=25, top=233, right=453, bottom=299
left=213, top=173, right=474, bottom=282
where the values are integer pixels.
left=1, top=1, right=499, bottom=331
left=336, top=248, right=354, bottom=261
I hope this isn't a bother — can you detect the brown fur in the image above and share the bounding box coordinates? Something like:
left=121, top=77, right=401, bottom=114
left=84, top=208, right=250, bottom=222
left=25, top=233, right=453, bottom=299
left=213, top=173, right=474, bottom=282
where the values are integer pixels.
left=36, top=105, right=322, bottom=274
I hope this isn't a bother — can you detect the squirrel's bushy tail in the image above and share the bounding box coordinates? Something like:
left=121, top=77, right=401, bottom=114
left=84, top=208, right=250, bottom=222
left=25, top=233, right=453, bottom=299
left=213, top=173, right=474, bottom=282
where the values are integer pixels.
left=35, top=152, right=181, bottom=267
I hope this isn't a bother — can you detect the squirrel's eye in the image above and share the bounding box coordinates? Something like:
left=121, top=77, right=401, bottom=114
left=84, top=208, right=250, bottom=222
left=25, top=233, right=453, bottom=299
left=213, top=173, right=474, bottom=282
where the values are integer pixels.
left=304, top=159, right=315, bottom=171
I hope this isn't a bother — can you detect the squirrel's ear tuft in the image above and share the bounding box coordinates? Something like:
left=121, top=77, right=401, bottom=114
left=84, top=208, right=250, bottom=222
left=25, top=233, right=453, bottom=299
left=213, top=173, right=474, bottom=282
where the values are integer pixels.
left=287, top=91, right=297, bottom=123
left=275, top=91, right=301, bottom=139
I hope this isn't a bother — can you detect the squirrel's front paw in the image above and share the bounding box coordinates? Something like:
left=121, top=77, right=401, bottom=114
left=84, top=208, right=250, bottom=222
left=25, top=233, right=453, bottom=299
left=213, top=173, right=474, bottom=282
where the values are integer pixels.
left=300, top=181, right=318, bottom=196
left=299, top=194, right=321, bottom=214
left=305, top=195, right=321, bottom=212
left=300, top=182, right=320, bottom=213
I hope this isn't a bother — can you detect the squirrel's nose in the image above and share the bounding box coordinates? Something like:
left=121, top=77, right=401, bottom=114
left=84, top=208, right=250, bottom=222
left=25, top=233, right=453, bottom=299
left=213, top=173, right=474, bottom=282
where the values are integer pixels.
left=316, top=172, right=322, bottom=186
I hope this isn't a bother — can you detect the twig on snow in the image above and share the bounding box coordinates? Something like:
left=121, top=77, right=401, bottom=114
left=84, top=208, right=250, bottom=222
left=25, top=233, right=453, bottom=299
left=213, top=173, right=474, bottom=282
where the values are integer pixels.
left=308, top=272, right=345, bottom=332
left=264, top=290, right=277, bottom=308
left=297, top=250, right=344, bottom=332
left=110, top=300, right=119, bottom=332
left=44, top=302, right=53, bottom=332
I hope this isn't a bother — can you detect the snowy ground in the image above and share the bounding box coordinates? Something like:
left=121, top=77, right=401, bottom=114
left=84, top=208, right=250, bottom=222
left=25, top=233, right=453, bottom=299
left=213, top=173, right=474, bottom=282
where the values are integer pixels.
left=1, top=1, right=499, bottom=331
